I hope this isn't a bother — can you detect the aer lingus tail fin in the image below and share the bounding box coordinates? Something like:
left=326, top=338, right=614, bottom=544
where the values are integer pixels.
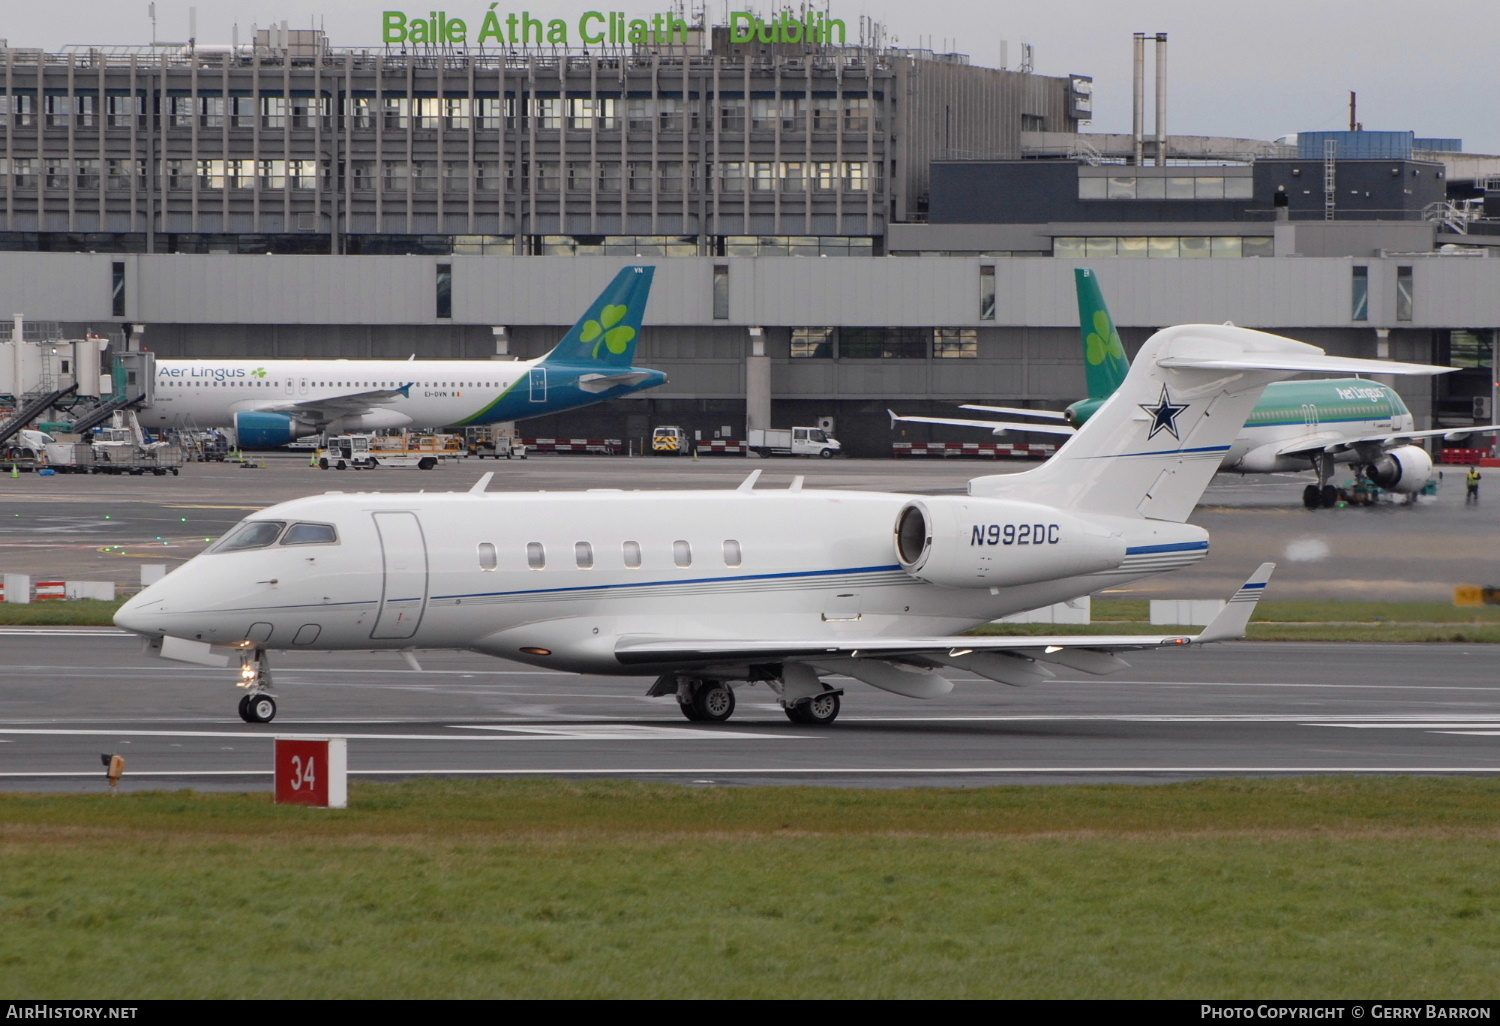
left=1075, top=268, right=1129, bottom=401
left=541, top=265, right=655, bottom=368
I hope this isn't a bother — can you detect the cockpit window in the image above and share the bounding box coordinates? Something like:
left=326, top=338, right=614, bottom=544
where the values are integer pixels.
left=281, top=522, right=339, bottom=546
left=208, top=520, right=287, bottom=553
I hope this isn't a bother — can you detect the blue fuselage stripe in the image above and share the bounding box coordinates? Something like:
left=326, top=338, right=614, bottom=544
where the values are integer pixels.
left=434, top=563, right=906, bottom=602
left=1125, top=542, right=1210, bottom=555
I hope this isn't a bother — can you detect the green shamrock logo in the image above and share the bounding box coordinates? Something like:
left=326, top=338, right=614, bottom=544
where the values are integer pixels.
left=1085, top=311, right=1122, bottom=366
left=580, top=304, right=635, bottom=359
left=251, top=367, right=268, bottom=378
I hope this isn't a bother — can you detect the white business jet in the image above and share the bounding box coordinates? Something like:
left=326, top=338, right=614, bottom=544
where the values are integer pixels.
left=114, top=323, right=1448, bottom=725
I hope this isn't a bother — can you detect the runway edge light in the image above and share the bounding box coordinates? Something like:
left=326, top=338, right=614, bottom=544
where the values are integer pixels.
left=274, top=737, right=348, bottom=809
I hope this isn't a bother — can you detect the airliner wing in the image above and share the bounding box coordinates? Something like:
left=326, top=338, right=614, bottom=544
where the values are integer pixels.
left=1271, top=431, right=1357, bottom=458
left=616, top=565, right=1273, bottom=670
left=259, top=384, right=414, bottom=419
left=888, top=411, right=1078, bottom=437
left=1322, top=423, right=1500, bottom=452
left=1275, top=423, right=1500, bottom=459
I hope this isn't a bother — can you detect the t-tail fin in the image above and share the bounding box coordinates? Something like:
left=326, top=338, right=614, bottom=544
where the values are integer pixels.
left=541, top=265, right=655, bottom=368
left=970, top=323, right=1450, bottom=523
left=1075, top=268, right=1129, bottom=401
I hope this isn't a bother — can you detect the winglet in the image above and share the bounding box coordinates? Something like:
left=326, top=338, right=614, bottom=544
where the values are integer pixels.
left=469, top=472, right=494, bottom=494
left=399, top=383, right=413, bottom=398
left=1194, top=562, right=1276, bottom=643
left=888, top=409, right=899, bottom=428
left=737, top=469, right=762, bottom=491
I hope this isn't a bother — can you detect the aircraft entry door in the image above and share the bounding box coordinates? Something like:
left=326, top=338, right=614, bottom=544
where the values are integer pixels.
left=529, top=367, right=547, bottom=403
left=370, top=511, right=429, bottom=640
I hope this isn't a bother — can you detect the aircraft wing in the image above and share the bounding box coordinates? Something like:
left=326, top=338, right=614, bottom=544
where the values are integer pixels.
left=616, top=565, right=1273, bottom=671
left=888, top=411, right=1078, bottom=437
left=257, top=384, right=414, bottom=419
left=1276, top=424, right=1500, bottom=458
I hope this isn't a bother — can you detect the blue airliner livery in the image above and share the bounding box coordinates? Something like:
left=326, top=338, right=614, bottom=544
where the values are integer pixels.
left=139, top=266, right=665, bottom=446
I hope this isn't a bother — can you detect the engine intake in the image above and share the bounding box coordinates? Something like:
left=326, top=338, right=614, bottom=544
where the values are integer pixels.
left=233, top=410, right=315, bottom=449
left=893, top=497, right=1127, bottom=589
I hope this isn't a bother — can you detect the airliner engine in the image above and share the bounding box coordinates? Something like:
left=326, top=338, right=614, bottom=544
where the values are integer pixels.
left=232, top=411, right=315, bottom=448
left=1363, top=445, right=1433, bottom=494
left=893, top=497, right=1127, bottom=588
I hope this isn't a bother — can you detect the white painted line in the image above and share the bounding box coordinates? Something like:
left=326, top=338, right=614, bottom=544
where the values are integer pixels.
left=4, top=766, right=1499, bottom=779
left=0, top=726, right=795, bottom=742
left=451, top=724, right=798, bottom=740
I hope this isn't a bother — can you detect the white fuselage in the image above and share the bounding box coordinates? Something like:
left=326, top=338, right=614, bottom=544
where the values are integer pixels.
left=141, top=358, right=537, bottom=431
left=115, top=488, right=1207, bottom=676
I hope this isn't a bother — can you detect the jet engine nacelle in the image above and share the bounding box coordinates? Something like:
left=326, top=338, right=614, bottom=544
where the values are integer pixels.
left=232, top=411, right=315, bottom=449
left=1364, top=445, right=1433, bottom=494
left=326, top=409, right=413, bottom=434
left=893, top=497, right=1127, bottom=589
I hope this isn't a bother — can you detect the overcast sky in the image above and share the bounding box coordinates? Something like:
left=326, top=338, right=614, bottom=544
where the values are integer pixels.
left=9, top=1, right=1493, bottom=154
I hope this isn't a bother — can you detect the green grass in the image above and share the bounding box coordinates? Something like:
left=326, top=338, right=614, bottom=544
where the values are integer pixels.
left=0, top=598, right=125, bottom=626
left=3, top=777, right=1499, bottom=998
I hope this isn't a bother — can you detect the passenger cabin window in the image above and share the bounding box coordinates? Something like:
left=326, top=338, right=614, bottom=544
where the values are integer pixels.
left=575, top=542, right=594, bottom=569
left=526, top=542, right=546, bottom=569
left=209, top=520, right=286, bottom=553
left=280, top=523, right=339, bottom=546
left=622, top=541, right=642, bottom=568
left=673, top=540, right=692, bottom=568
left=723, top=540, right=742, bottom=567
left=478, top=542, right=497, bottom=571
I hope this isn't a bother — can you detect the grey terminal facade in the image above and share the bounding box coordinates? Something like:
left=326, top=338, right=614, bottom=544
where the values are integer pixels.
left=1, top=26, right=1496, bottom=455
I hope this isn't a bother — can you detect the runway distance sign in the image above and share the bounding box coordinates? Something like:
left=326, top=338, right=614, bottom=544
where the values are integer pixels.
left=275, top=737, right=348, bottom=809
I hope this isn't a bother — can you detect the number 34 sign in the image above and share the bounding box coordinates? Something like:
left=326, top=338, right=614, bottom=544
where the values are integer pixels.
left=275, top=737, right=349, bottom=809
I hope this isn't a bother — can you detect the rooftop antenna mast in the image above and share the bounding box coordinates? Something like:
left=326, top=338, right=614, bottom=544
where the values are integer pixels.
left=149, top=2, right=157, bottom=45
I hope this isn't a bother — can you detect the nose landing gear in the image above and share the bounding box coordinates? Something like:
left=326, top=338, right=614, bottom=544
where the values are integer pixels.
left=237, top=648, right=277, bottom=723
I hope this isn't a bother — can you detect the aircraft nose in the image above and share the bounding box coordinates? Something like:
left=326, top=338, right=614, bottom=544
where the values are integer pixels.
left=113, top=589, right=165, bottom=635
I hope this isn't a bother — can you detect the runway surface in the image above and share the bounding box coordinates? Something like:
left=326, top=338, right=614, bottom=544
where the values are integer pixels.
left=2, top=629, right=1496, bottom=792
left=1, top=453, right=1495, bottom=600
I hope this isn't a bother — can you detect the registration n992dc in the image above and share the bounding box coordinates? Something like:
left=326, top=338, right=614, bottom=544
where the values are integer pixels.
left=970, top=523, right=1061, bottom=546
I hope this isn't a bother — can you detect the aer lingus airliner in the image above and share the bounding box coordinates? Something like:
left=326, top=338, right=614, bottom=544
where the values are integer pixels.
left=139, top=266, right=665, bottom=447
left=892, top=268, right=1497, bottom=509
left=116, top=320, right=1447, bottom=725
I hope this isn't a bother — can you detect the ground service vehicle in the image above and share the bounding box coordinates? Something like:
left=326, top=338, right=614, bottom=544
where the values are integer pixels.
left=748, top=427, right=841, bottom=458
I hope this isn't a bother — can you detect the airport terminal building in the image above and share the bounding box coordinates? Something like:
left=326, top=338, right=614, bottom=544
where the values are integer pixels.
left=1, top=19, right=1497, bottom=454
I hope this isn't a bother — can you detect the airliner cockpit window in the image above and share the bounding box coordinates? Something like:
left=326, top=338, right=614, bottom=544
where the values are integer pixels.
left=208, top=520, right=287, bottom=553
left=281, top=522, right=339, bottom=546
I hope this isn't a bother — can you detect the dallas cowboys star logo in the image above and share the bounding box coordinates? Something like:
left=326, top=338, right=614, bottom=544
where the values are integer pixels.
left=1139, top=385, right=1189, bottom=441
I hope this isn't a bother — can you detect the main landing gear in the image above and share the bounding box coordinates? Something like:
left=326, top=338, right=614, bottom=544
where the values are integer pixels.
left=650, top=665, right=844, bottom=726
left=236, top=647, right=277, bottom=723
left=1303, top=453, right=1341, bottom=510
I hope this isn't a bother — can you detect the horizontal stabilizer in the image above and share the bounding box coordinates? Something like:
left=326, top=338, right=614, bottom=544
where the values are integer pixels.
left=1157, top=352, right=1453, bottom=377
left=577, top=370, right=656, bottom=394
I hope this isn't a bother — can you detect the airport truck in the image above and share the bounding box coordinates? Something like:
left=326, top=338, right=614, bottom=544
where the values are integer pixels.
left=747, top=427, right=842, bottom=458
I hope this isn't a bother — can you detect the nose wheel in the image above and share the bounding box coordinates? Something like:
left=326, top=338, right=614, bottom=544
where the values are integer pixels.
left=238, top=693, right=277, bottom=723
left=236, top=647, right=277, bottom=723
